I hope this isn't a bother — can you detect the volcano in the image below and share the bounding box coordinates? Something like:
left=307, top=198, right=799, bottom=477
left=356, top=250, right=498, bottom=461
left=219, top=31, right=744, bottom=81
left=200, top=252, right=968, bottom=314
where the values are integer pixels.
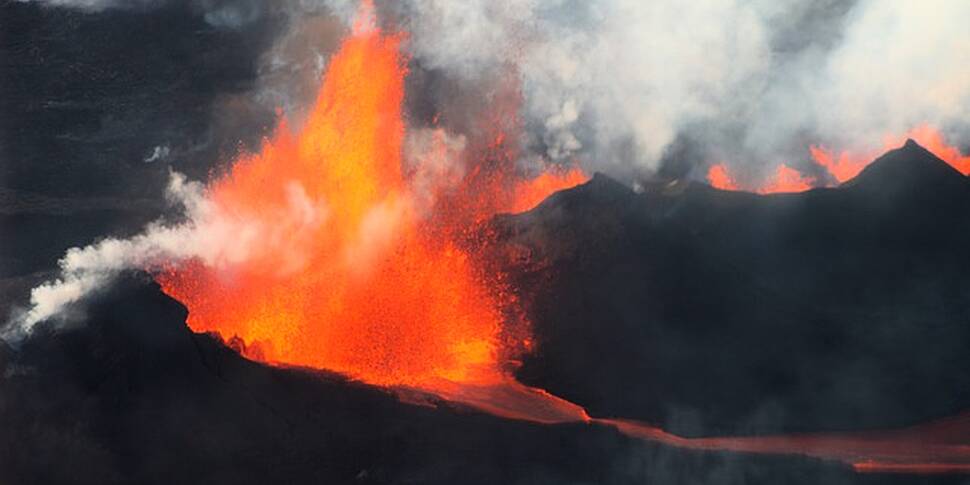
left=5, top=0, right=970, bottom=482
left=4, top=141, right=970, bottom=483
left=493, top=139, right=970, bottom=437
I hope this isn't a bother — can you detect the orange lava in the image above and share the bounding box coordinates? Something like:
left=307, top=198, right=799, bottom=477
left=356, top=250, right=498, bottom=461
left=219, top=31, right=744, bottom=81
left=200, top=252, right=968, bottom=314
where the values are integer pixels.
left=705, top=163, right=739, bottom=191
left=604, top=415, right=970, bottom=474
left=812, top=125, right=970, bottom=182
left=809, top=145, right=869, bottom=184
left=707, top=163, right=814, bottom=194
left=156, top=4, right=584, bottom=389
left=152, top=3, right=966, bottom=475
left=709, top=126, right=967, bottom=192
left=757, top=164, right=815, bottom=194
left=386, top=380, right=970, bottom=475
left=853, top=462, right=970, bottom=474
left=509, top=167, right=588, bottom=212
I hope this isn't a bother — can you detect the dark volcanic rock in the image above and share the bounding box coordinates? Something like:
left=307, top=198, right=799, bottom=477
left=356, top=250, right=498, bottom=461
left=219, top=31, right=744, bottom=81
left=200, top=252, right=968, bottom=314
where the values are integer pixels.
left=845, top=139, right=969, bottom=196
left=495, top=141, right=970, bottom=437
left=0, top=338, right=10, bottom=375
left=0, top=273, right=898, bottom=485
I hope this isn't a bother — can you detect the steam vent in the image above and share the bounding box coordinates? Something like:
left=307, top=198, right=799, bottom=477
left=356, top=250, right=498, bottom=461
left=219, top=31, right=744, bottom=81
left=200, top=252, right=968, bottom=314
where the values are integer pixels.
left=3, top=0, right=970, bottom=483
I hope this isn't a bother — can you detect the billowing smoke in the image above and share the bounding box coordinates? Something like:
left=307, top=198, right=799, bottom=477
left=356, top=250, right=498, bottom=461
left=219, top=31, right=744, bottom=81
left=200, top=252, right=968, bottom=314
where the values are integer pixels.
left=381, top=0, right=970, bottom=180
left=813, top=1, right=970, bottom=145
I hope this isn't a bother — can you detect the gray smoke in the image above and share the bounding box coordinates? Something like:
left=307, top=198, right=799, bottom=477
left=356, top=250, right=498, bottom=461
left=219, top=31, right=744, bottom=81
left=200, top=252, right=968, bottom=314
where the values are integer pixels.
left=25, top=0, right=970, bottom=181
left=379, top=0, right=970, bottom=181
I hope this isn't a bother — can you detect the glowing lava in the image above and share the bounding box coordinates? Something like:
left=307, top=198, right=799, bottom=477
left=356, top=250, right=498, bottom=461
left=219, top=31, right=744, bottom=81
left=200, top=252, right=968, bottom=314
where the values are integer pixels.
left=509, top=168, right=588, bottom=212
left=156, top=4, right=584, bottom=389
left=602, top=414, right=970, bottom=474
left=812, top=125, right=970, bottom=182
left=705, top=163, right=738, bottom=191
left=757, top=163, right=815, bottom=194
left=707, top=162, right=815, bottom=194
left=709, top=125, right=969, bottom=192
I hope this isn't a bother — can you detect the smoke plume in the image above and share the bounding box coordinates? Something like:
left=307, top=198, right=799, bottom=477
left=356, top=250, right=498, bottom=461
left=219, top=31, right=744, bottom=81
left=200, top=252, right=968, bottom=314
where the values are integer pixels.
left=382, top=0, right=970, bottom=180
left=3, top=170, right=329, bottom=339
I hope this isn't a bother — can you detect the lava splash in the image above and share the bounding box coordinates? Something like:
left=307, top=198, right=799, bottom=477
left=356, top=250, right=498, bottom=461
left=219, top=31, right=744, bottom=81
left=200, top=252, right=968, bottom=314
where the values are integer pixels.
left=156, top=4, right=583, bottom=389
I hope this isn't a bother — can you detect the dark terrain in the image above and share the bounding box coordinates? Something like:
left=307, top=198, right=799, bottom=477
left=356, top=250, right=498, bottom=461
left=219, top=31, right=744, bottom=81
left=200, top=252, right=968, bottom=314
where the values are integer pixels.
left=2, top=143, right=970, bottom=483
left=0, top=274, right=906, bottom=485
left=496, top=140, right=970, bottom=437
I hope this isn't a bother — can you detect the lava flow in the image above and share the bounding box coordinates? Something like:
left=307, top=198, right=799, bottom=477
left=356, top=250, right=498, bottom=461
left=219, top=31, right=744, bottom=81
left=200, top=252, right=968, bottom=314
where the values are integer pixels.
left=156, top=3, right=583, bottom=391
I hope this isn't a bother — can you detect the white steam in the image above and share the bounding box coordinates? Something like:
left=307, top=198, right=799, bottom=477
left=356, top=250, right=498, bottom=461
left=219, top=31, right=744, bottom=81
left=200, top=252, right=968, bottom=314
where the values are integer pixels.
left=4, top=125, right=470, bottom=340
left=3, top=171, right=329, bottom=340
left=816, top=1, right=970, bottom=146
left=384, top=0, right=970, bottom=177
left=28, top=0, right=970, bottom=178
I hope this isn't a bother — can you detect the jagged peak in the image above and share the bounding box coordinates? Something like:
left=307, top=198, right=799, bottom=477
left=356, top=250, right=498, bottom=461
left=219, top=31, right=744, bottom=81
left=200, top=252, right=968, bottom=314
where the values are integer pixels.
left=841, top=139, right=968, bottom=194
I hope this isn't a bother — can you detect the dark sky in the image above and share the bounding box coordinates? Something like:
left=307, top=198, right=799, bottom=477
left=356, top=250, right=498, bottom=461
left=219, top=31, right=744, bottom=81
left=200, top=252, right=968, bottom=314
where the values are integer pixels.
left=0, top=0, right=287, bottom=313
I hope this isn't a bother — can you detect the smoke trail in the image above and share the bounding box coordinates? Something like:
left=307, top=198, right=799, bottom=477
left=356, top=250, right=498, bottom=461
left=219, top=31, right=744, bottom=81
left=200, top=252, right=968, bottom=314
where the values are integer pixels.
left=3, top=170, right=330, bottom=339
left=3, top=121, right=476, bottom=341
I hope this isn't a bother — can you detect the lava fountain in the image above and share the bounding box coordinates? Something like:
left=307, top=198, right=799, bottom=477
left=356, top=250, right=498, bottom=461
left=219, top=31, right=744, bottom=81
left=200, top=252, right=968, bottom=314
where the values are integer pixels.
left=811, top=125, right=970, bottom=182
left=156, top=3, right=583, bottom=392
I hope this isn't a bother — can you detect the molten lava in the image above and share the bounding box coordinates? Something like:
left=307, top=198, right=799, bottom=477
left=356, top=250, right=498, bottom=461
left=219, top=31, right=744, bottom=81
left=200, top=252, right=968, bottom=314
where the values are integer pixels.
left=156, top=5, right=584, bottom=389
left=812, top=125, right=970, bottom=182
left=708, top=126, right=969, bottom=192
left=509, top=168, right=588, bottom=213
left=705, top=163, right=738, bottom=191
left=757, top=164, right=814, bottom=194
left=706, top=162, right=814, bottom=194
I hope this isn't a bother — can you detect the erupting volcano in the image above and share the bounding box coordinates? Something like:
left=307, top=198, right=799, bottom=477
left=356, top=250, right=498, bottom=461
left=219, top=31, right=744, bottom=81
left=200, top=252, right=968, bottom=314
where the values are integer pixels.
left=156, top=3, right=584, bottom=391
left=151, top=3, right=970, bottom=474
left=7, top=0, right=970, bottom=482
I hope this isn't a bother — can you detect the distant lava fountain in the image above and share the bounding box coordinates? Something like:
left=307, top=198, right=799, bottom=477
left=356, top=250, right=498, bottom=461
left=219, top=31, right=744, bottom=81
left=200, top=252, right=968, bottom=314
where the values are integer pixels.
left=810, top=125, right=970, bottom=182
left=707, top=125, right=970, bottom=192
left=156, top=3, right=583, bottom=391
left=706, top=162, right=817, bottom=194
